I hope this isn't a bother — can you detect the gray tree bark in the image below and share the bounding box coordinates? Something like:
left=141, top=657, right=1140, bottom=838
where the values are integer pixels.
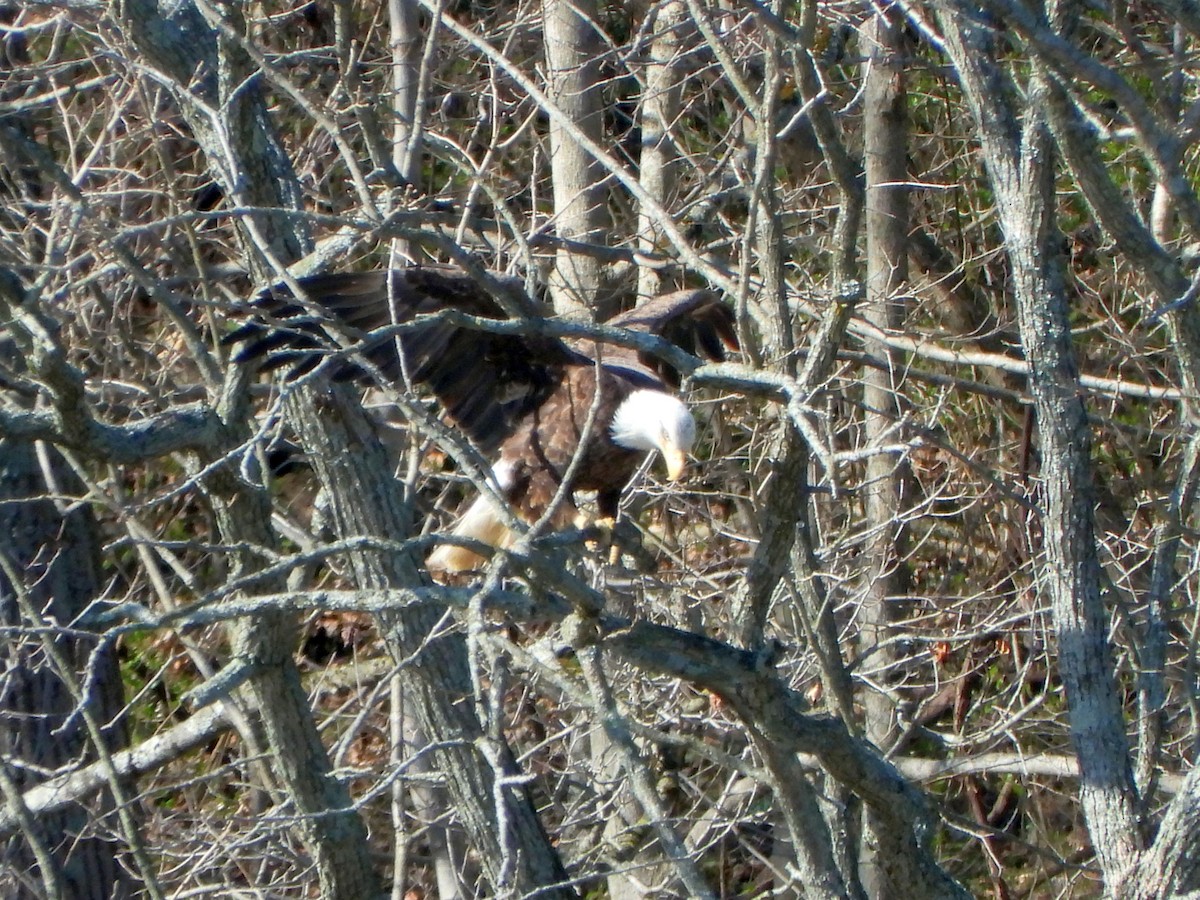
left=1033, top=0, right=1199, bottom=813
left=937, top=5, right=1145, bottom=888
left=994, top=0, right=1200, bottom=891
left=110, top=3, right=381, bottom=897
left=0, top=26, right=134, bottom=897
left=285, top=388, right=575, bottom=898
left=0, top=440, right=130, bottom=900
left=542, top=0, right=610, bottom=317
left=390, top=0, right=423, bottom=185
left=635, top=0, right=685, bottom=303
left=858, top=11, right=911, bottom=899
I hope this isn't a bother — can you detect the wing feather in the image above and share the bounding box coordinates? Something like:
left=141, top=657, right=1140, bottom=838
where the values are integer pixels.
left=228, top=270, right=738, bottom=452
left=228, top=267, right=576, bottom=451
left=602, top=289, right=739, bottom=387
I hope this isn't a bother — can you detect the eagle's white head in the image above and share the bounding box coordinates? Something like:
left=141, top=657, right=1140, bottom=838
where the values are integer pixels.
left=610, top=389, right=696, bottom=480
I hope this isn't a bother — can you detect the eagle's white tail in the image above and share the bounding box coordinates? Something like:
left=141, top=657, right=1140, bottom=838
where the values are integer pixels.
left=427, top=463, right=516, bottom=573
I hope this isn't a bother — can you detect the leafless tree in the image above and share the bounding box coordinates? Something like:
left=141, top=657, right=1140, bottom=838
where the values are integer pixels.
left=6, top=0, right=1200, bottom=897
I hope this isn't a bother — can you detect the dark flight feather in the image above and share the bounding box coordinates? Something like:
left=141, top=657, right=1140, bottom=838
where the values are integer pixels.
left=228, top=267, right=581, bottom=451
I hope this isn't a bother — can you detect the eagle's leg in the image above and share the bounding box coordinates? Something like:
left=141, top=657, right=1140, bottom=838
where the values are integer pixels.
left=584, top=491, right=626, bottom=566
left=579, top=518, right=621, bottom=566
left=574, top=511, right=616, bottom=545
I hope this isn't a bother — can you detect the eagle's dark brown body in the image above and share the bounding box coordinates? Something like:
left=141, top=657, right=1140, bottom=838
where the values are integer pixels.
left=499, top=365, right=641, bottom=527
left=231, top=266, right=736, bottom=568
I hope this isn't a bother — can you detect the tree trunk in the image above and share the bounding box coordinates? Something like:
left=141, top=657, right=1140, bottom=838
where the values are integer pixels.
left=286, top=388, right=575, bottom=898
left=112, top=3, right=381, bottom=896
left=543, top=0, right=610, bottom=317
left=635, top=0, right=685, bottom=303
left=858, top=10, right=911, bottom=898
left=390, top=0, right=423, bottom=184
left=0, top=441, right=130, bottom=899
left=938, top=6, right=1145, bottom=887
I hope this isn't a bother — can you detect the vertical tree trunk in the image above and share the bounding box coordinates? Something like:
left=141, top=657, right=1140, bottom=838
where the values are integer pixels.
left=0, top=440, right=130, bottom=900
left=543, top=0, right=610, bottom=317
left=636, top=0, right=685, bottom=303
left=938, top=6, right=1144, bottom=886
left=286, top=389, right=575, bottom=898
left=389, top=0, right=424, bottom=270
left=858, top=10, right=910, bottom=898
left=113, top=3, right=381, bottom=896
left=390, top=0, right=422, bottom=184
left=0, top=26, right=133, bottom=896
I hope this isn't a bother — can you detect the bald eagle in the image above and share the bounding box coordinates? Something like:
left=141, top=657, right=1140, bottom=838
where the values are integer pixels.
left=231, top=267, right=736, bottom=570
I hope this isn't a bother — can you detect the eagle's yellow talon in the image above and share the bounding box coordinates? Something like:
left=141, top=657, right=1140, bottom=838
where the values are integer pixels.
left=582, top=515, right=617, bottom=555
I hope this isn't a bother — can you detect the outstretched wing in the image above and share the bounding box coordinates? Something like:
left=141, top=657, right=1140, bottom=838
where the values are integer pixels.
left=602, top=289, right=739, bottom=387
left=228, top=267, right=581, bottom=452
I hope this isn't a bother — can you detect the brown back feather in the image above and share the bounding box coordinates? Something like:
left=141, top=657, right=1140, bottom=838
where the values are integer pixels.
left=498, top=366, right=640, bottom=525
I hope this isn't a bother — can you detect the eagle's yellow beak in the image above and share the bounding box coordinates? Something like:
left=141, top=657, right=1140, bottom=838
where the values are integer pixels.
left=663, top=446, right=688, bottom=481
